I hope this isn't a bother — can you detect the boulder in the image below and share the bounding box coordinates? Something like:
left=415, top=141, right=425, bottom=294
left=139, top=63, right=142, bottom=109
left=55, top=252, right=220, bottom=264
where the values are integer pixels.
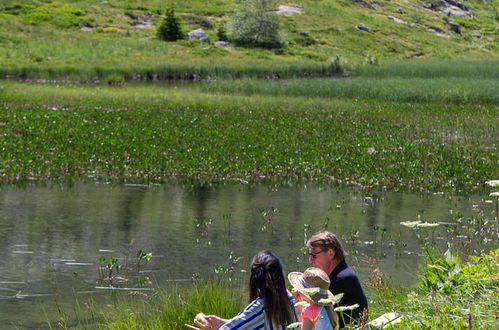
left=441, top=6, right=473, bottom=18
left=428, top=28, right=450, bottom=38
left=215, top=41, right=229, bottom=48
left=188, top=28, right=209, bottom=42
left=449, top=21, right=461, bottom=34
left=387, top=16, right=406, bottom=24
left=275, top=5, right=302, bottom=16
left=298, top=31, right=310, bottom=37
left=357, top=23, right=371, bottom=32
left=133, top=19, right=155, bottom=29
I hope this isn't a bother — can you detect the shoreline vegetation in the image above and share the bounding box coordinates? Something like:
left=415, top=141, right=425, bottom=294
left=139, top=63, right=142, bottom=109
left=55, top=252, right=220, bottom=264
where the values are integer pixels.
left=54, top=241, right=499, bottom=329
left=1, top=60, right=497, bottom=193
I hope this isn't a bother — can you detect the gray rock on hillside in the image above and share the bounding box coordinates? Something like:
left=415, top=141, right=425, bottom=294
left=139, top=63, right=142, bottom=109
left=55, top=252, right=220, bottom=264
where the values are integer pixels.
left=275, top=5, right=302, bottom=16
left=387, top=16, right=406, bottom=24
left=449, top=21, right=461, bottom=34
left=188, top=28, right=209, bottom=42
left=441, top=5, right=473, bottom=18
left=357, top=23, right=371, bottom=32
left=215, top=41, right=229, bottom=48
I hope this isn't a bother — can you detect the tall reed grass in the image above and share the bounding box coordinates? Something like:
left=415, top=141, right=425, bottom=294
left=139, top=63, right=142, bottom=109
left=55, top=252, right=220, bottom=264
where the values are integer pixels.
left=101, top=278, right=246, bottom=329
left=356, top=60, right=499, bottom=79
left=202, top=76, right=499, bottom=105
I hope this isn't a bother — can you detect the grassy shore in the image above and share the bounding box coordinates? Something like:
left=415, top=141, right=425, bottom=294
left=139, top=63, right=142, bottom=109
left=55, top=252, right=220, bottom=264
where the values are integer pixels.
left=1, top=73, right=497, bottom=192
left=56, top=248, right=498, bottom=329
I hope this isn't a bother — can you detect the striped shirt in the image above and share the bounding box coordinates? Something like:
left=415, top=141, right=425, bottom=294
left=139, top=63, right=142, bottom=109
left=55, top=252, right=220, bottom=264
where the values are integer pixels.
left=219, top=295, right=295, bottom=330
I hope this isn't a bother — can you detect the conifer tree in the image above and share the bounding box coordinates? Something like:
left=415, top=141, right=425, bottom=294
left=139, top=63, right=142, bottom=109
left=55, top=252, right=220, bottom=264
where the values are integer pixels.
left=157, top=4, right=184, bottom=41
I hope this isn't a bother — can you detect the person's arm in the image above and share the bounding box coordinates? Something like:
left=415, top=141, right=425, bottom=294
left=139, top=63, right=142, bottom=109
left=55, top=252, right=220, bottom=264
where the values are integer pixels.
left=300, top=317, right=314, bottom=330
left=218, top=299, right=265, bottom=329
left=300, top=304, right=319, bottom=330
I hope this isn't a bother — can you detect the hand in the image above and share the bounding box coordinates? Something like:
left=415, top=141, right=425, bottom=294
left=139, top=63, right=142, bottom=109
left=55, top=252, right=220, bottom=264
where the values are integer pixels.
left=194, top=313, right=212, bottom=329
left=204, top=315, right=227, bottom=329
left=194, top=313, right=226, bottom=330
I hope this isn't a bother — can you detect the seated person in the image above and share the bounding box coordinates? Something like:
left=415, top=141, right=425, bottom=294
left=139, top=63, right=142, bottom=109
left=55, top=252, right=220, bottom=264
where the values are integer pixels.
left=194, top=250, right=296, bottom=330
left=289, top=267, right=339, bottom=330
left=307, top=231, right=368, bottom=327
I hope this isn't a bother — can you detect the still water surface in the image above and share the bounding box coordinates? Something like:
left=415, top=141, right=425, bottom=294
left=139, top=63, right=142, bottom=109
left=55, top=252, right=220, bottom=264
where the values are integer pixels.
left=0, top=183, right=489, bottom=328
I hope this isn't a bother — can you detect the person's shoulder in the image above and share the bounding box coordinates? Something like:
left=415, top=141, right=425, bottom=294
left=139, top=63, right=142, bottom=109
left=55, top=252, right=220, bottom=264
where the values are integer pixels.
left=336, top=263, right=360, bottom=281
left=242, top=298, right=264, bottom=312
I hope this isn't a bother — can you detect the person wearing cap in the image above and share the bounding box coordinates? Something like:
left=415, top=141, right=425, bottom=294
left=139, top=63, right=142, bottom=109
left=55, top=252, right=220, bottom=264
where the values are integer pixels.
left=306, top=231, right=368, bottom=328
left=288, top=267, right=339, bottom=330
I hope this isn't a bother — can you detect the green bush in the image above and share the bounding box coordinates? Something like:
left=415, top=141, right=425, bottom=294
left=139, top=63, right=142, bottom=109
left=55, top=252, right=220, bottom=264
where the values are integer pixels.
left=228, top=0, right=282, bottom=49
left=24, top=2, right=92, bottom=28
left=157, top=5, right=184, bottom=42
left=217, top=24, right=228, bottom=41
left=399, top=249, right=499, bottom=328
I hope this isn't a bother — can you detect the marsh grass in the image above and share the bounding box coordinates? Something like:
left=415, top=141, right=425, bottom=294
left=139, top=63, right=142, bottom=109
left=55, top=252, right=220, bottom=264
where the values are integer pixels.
left=97, top=277, right=246, bottom=329
left=0, top=60, right=338, bottom=81
left=356, top=60, right=499, bottom=79
left=202, top=76, right=499, bottom=105
left=0, top=80, right=496, bottom=192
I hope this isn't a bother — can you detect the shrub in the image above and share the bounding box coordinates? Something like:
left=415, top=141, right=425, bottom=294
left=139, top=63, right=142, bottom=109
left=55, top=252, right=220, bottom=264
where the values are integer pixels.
left=216, top=24, right=228, bottom=41
left=157, top=5, right=184, bottom=41
left=24, top=2, right=92, bottom=28
left=228, top=0, right=282, bottom=49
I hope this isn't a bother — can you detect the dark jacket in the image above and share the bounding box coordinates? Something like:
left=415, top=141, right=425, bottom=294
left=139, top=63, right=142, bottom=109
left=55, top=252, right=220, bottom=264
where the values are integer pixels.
left=329, top=260, right=368, bottom=328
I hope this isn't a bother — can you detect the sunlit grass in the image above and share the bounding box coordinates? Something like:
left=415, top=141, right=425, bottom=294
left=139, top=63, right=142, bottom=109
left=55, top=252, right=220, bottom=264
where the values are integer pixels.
left=202, top=76, right=499, bottom=105
left=0, top=80, right=496, bottom=192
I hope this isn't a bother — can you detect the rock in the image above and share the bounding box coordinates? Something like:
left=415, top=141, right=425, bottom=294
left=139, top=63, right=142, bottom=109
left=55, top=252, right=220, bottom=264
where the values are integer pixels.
left=215, top=41, right=229, bottom=48
left=446, top=0, right=471, bottom=12
left=357, top=23, right=371, bottom=32
left=449, top=21, right=461, bottom=34
left=352, top=0, right=377, bottom=10
left=387, top=16, right=406, bottom=24
left=441, top=5, right=473, bottom=18
left=275, top=5, right=302, bottom=16
left=428, top=28, right=450, bottom=38
left=133, top=19, right=155, bottom=29
left=396, top=7, right=404, bottom=14
left=298, top=31, right=310, bottom=37
left=188, top=28, right=209, bottom=42
left=423, top=3, right=434, bottom=10
left=81, top=26, right=93, bottom=31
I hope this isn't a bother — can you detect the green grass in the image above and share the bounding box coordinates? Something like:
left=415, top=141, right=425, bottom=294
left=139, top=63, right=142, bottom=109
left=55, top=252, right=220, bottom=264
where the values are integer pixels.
left=201, top=76, right=499, bottom=105
left=61, top=248, right=498, bottom=329
left=356, top=60, right=499, bottom=79
left=367, top=249, right=498, bottom=329
left=0, top=79, right=497, bottom=192
left=0, top=0, right=497, bottom=80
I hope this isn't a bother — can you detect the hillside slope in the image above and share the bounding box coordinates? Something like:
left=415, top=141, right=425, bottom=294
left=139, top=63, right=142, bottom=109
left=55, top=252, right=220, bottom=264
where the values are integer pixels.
left=0, top=0, right=497, bottom=77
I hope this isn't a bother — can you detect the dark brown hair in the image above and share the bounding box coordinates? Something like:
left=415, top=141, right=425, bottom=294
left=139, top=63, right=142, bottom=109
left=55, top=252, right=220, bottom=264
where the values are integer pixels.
left=249, top=250, right=295, bottom=327
left=307, top=230, right=346, bottom=261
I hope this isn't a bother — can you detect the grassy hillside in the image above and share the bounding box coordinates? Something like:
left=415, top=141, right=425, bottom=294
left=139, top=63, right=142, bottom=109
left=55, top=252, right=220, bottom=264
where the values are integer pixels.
left=0, top=0, right=497, bottom=79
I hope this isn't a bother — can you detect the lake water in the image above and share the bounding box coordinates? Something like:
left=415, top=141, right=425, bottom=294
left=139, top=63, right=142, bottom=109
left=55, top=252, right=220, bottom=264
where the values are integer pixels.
left=0, top=183, right=493, bottom=328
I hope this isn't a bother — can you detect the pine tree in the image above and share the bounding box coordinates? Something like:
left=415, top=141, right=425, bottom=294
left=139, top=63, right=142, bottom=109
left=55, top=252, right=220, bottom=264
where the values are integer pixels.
left=157, top=5, right=184, bottom=41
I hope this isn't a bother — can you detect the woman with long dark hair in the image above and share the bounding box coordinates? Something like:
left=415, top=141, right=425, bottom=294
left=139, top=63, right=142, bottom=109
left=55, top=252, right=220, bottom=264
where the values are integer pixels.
left=194, top=250, right=296, bottom=329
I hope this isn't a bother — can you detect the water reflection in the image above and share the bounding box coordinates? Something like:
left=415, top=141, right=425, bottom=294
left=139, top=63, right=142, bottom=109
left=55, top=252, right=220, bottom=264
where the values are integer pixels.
left=0, top=183, right=493, bottom=327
